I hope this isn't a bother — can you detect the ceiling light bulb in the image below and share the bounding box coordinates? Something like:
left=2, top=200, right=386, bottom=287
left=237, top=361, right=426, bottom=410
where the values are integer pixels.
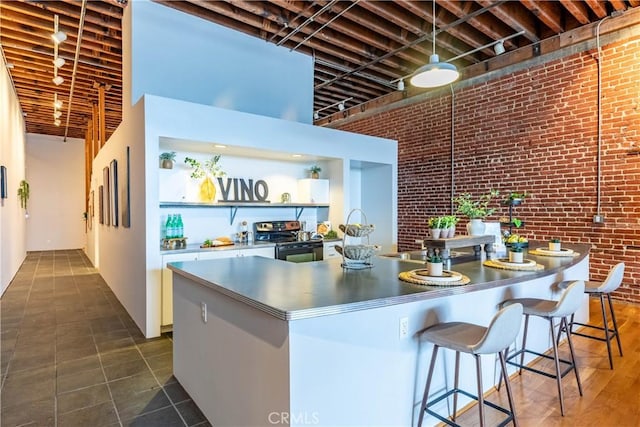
left=397, top=79, right=405, bottom=91
left=52, top=31, right=67, bottom=44
left=54, top=111, right=62, bottom=119
left=54, top=119, right=61, bottom=126
left=54, top=100, right=63, bottom=109
left=52, top=75, right=64, bottom=86
left=494, top=41, right=505, bottom=55
left=53, top=57, right=66, bottom=68
left=313, top=112, right=319, bottom=120
left=338, top=102, right=345, bottom=111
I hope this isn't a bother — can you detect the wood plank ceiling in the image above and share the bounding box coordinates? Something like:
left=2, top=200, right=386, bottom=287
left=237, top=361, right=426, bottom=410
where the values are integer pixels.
left=1, top=1, right=638, bottom=140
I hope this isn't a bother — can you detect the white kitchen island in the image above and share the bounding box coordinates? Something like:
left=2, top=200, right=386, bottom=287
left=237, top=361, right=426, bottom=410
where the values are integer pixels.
left=169, top=243, right=590, bottom=426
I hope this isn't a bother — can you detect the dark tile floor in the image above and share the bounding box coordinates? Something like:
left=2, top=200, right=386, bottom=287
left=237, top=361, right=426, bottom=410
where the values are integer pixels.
left=1, top=250, right=209, bottom=427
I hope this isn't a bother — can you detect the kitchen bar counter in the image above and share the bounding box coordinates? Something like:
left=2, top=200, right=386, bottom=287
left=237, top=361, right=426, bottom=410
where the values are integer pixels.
left=160, top=241, right=275, bottom=255
left=168, top=242, right=589, bottom=321
left=170, top=242, right=590, bottom=427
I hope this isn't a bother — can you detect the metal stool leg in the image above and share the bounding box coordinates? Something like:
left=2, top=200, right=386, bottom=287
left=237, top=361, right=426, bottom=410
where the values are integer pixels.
left=519, top=314, right=530, bottom=375
left=418, top=345, right=439, bottom=427
left=452, top=351, right=460, bottom=422
left=499, top=349, right=518, bottom=427
left=562, top=317, right=583, bottom=396
left=549, top=318, right=565, bottom=416
left=599, top=294, right=614, bottom=369
left=607, top=294, right=623, bottom=357
left=475, top=354, right=485, bottom=427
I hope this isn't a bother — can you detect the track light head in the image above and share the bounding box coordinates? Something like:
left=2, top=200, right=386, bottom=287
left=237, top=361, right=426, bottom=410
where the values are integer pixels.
left=53, top=57, right=66, bottom=68
left=52, top=31, right=67, bottom=44
left=53, top=111, right=62, bottom=119
left=52, top=75, right=64, bottom=86
left=313, top=112, right=319, bottom=120
left=397, top=79, right=405, bottom=91
left=494, top=41, right=505, bottom=55
left=338, top=102, right=345, bottom=111
left=54, top=119, right=61, bottom=126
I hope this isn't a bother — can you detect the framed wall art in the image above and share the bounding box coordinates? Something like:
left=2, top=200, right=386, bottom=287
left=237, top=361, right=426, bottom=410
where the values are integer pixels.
left=121, top=146, right=131, bottom=228
left=98, top=185, right=104, bottom=225
left=110, top=159, right=119, bottom=227
left=0, top=166, right=7, bottom=199
left=103, top=166, right=110, bottom=226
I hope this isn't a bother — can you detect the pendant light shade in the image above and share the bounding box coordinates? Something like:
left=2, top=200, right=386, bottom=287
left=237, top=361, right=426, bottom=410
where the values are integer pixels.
left=410, top=1, right=459, bottom=88
left=410, top=54, right=459, bottom=88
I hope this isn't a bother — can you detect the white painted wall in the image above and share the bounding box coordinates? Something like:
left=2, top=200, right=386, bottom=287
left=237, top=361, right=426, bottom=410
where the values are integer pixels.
left=0, top=56, right=27, bottom=295
left=125, top=0, right=313, bottom=123
left=25, top=134, right=86, bottom=251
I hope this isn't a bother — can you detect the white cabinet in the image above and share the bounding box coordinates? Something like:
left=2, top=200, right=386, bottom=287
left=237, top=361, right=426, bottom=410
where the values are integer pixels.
left=297, top=179, right=329, bottom=203
left=162, top=246, right=274, bottom=327
left=323, top=241, right=340, bottom=261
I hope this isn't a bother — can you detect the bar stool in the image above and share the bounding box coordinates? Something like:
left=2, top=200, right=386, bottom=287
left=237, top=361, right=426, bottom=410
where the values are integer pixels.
left=500, top=280, right=585, bottom=416
left=558, top=262, right=624, bottom=369
left=417, top=303, right=523, bottom=427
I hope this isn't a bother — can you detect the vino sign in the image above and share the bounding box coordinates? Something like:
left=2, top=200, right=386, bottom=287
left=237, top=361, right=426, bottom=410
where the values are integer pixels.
left=217, top=177, right=269, bottom=202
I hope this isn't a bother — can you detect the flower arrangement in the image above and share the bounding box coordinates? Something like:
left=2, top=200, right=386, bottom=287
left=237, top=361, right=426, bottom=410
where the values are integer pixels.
left=184, top=155, right=226, bottom=179
left=453, top=189, right=500, bottom=219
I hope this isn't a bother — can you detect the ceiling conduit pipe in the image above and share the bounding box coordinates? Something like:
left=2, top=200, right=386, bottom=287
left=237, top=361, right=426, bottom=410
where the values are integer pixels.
left=593, top=16, right=609, bottom=223
left=63, top=0, right=87, bottom=142
left=450, top=83, right=456, bottom=214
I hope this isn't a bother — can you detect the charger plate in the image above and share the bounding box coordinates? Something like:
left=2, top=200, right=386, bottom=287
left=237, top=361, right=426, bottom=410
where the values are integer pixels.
left=399, top=269, right=470, bottom=286
left=483, top=258, right=544, bottom=271
left=529, top=248, right=578, bottom=257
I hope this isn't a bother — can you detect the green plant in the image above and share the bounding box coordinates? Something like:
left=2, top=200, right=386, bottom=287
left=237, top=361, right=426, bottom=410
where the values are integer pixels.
left=310, top=165, right=322, bottom=174
left=442, top=215, right=458, bottom=228
left=159, top=151, right=176, bottom=161
left=512, top=217, right=522, bottom=228
left=17, top=180, right=29, bottom=210
left=550, top=238, right=561, bottom=243
left=184, top=155, right=226, bottom=179
left=453, top=189, right=500, bottom=219
left=325, top=230, right=338, bottom=239
left=428, top=216, right=443, bottom=229
left=428, top=254, right=442, bottom=263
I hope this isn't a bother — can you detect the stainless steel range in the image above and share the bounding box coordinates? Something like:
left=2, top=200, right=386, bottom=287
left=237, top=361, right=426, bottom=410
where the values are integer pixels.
left=254, top=220, right=323, bottom=263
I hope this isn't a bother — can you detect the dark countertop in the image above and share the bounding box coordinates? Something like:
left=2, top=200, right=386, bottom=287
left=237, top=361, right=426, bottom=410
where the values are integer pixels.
left=168, top=242, right=590, bottom=321
left=160, top=241, right=275, bottom=255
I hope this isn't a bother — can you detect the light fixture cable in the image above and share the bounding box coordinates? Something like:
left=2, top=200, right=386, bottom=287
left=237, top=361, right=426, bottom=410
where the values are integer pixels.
left=63, top=0, right=87, bottom=142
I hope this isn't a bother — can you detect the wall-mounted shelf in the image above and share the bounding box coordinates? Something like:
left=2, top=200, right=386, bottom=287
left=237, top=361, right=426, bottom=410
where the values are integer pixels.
left=159, top=201, right=329, bottom=224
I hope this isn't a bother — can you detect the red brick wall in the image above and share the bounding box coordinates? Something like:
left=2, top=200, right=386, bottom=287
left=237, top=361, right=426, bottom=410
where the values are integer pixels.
left=336, top=34, right=640, bottom=303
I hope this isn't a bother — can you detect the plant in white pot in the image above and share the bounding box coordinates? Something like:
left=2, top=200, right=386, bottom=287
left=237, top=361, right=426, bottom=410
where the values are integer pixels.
left=428, top=216, right=443, bottom=239
left=442, top=215, right=458, bottom=238
left=508, top=242, right=524, bottom=263
left=453, top=189, right=499, bottom=236
left=549, top=238, right=561, bottom=251
left=427, top=254, right=443, bottom=276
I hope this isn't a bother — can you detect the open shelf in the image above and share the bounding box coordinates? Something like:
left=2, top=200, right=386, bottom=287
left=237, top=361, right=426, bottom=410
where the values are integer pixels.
left=159, top=201, right=329, bottom=223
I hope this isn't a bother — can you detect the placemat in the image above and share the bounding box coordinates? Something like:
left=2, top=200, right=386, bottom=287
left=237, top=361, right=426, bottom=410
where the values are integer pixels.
left=398, top=269, right=470, bottom=286
left=528, top=248, right=579, bottom=257
left=483, top=258, right=544, bottom=271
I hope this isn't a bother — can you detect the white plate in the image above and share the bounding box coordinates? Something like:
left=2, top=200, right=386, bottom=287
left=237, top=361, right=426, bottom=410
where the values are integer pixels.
left=409, top=270, right=463, bottom=282
left=535, top=248, right=574, bottom=256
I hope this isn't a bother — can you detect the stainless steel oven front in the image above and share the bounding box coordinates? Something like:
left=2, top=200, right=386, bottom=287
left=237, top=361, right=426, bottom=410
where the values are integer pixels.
left=275, top=241, right=323, bottom=263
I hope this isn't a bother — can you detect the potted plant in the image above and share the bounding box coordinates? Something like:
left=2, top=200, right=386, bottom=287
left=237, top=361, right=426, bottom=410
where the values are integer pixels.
left=508, top=242, right=524, bottom=263
left=428, top=216, right=443, bottom=239
left=159, top=151, right=176, bottom=169
left=309, top=165, right=322, bottom=179
left=453, top=189, right=499, bottom=236
left=427, top=254, right=443, bottom=276
left=502, top=191, right=529, bottom=206
left=442, top=215, right=458, bottom=238
left=549, top=238, right=561, bottom=251
left=184, top=155, right=226, bottom=203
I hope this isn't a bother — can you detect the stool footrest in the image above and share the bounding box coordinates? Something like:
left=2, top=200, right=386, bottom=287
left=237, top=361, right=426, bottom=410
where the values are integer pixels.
left=423, top=388, right=515, bottom=427
left=506, top=349, right=576, bottom=380
left=568, top=321, right=618, bottom=342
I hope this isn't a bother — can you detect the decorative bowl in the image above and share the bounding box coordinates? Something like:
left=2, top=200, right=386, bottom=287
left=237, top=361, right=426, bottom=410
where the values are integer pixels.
left=335, top=244, right=380, bottom=260
left=339, top=223, right=375, bottom=237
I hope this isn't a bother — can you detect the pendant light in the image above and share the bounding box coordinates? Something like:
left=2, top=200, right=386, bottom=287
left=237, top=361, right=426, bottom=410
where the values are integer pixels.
left=410, top=1, right=459, bottom=88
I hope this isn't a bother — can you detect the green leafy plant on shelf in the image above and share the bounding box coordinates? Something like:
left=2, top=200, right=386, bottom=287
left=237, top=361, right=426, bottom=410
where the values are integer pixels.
left=428, top=254, right=442, bottom=263
left=184, top=155, right=226, bottom=179
left=453, top=189, right=500, bottom=219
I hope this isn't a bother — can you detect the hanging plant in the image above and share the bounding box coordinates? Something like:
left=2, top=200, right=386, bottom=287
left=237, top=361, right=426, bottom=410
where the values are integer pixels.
left=17, top=180, right=30, bottom=210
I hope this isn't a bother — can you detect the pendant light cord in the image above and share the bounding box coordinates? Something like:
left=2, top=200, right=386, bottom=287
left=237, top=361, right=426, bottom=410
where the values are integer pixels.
left=432, top=0, right=436, bottom=55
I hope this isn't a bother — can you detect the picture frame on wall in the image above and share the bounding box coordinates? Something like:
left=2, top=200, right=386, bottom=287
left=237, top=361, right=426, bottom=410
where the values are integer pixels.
left=121, top=146, right=131, bottom=228
left=110, top=159, right=119, bottom=227
left=98, top=185, right=104, bottom=225
left=103, top=166, right=110, bottom=226
left=0, top=166, right=7, bottom=199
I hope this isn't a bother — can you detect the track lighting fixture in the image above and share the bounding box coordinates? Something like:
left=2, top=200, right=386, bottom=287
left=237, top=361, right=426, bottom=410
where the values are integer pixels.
left=313, top=112, right=319, bottom=120
left=54, top=99, right=63, bottom=109
left=52, top=31, right=67, bottom=45
left=53, top=57, right=66, bottom=68
left=52, top=75, right=64, bottom=86
left=397, top=79, right=405, bottom=91
left=54, top=111, right=62, bottom=119
left=494, top=40, right=505, bottom=55
left=54, top=119, right=61, bottom=127
left=313, top=97, right=353, bottom=120
left=338, top=102, right=345, bottom=111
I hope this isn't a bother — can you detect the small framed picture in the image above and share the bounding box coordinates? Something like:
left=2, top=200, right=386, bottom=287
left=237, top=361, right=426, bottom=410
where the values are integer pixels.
left=0, top=166, right=7, bottom=199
